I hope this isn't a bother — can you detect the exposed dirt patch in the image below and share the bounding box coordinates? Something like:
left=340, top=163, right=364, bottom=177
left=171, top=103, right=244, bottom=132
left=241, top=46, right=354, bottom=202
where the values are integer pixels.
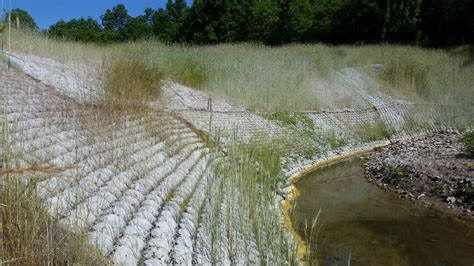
left=364, top=131, right=474, bottom=219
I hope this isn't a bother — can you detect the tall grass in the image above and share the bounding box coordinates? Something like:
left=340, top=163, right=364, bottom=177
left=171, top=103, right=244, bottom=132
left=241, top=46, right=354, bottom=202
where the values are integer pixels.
left=0, top=117, right=107, bottom=264
left=2, top=29, right=472, bottom=264
left=122, top=43, right=473, bottom=119
left=354, top=121, right=395, bottom=142
left=0, top=173, right=107, bottom=264
left=8, top=29, right=473, bottom=126
left=8, top=30, right=104, bottom=63
left=211, top=141, right=298, bottom=264
left=103, top=53, right=163, bottom=105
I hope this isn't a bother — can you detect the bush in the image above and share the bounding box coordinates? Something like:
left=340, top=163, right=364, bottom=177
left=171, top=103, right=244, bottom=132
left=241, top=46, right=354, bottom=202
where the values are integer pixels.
left=103, top=56, right=163, bottom=105
left=462, top=131, right=474, bottom=158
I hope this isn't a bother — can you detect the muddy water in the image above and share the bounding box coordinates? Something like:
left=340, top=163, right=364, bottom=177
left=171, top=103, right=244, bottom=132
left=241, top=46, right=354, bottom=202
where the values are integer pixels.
left=292, top=158, right=474, bottom=266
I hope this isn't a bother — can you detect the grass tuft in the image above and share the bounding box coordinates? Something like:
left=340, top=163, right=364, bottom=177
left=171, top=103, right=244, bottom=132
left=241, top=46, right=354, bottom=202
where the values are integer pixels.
left=355, top=122, right=394, bottom=142
left=103, top=54, right=163, bottom=105
left=462, top=131, right=474, bottom=158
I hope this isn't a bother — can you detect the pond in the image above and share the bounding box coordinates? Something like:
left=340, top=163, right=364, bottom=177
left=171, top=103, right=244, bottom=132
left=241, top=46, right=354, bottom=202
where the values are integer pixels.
left=291, top=158, right=474, bottom=266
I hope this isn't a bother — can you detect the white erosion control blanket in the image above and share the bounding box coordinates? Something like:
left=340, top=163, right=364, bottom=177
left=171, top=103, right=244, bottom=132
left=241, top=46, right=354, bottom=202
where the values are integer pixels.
left=6, top=52, right=104, bottom=104
left=3, top=52, right=449, bottom=265
left=0, top=58, right=223, bottom=265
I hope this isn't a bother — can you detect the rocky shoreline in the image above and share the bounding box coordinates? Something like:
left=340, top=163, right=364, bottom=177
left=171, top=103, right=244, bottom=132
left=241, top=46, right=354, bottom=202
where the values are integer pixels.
left=364, top=131, right=474, bottom=219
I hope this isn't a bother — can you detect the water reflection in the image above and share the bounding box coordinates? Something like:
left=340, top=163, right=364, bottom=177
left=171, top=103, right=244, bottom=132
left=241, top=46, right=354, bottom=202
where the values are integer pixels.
left=292, top=158, right=474, bottom=266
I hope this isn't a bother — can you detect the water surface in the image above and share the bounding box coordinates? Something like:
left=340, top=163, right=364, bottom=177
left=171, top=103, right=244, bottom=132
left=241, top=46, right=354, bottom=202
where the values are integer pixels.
left=292, top=158, right=474, bottom=266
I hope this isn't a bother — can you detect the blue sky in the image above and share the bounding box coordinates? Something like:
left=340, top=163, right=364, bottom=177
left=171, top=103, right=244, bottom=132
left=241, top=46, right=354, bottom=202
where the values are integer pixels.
left=3, top=0, right=192, bottom=29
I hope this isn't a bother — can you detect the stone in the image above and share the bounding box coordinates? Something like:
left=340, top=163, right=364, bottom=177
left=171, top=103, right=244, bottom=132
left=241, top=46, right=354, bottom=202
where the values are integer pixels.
left=417, top=193, right=426, bottom=200
left=446, top=196, right=456, bottom=204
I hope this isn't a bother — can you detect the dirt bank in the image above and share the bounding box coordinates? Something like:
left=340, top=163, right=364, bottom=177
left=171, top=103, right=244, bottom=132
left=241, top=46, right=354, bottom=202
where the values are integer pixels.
left=364, top=131, right=473, bottom=219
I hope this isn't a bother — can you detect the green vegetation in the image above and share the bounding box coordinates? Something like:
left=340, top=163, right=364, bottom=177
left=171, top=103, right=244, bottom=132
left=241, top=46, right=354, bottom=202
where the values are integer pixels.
left=388, top=165, right=410, bottom=181
left=212, top=142, right=297, bottom=263
left=134, top=44, right=474, bottom=123
left=294, top=210, right=322, bottom=264
left=326, top=131, right=349, bottom=150
left=7, top=9, right=38, bottom=31
left=9, top=29, right=474, bottom=125
left=265, top=112, right=351, bottom=159
left=355, top=122, right=394, bottom=142
left=265, top=112, right=319, bottom=158
left=0, top=124, right=106, bottom=264
left=1, top=2, right=472, bottom=265
left=266, top=112, right=315, bottom=131
left=3, top=2, right=473, bottom=47
left=103, top=52, right=163, bottom=105
left=435, top=183, right=446, bottom=194
left=38, top=1, right=474, bottom=47
left=0, top=174, right=107, bottom=264
left=454, top=185, right=474, bottom=205
left=48, top=17, right=103, bottom=43
left=462, top=131, right=474, bottom=158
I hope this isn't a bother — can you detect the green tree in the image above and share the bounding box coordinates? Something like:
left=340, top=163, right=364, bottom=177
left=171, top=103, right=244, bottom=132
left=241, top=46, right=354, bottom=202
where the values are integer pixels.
left=40, top=1, right=474, bottom=46
left=336, top=0, right=383, bottom=43
left=311, top=0, right=345, bottom=43
left=311, top=0, right=383, bottom=44
left=246, top=0, right=280, bottom=43
left=380, top=0, right=422, bottom=44
left=122, top=8, right=154, bottom=41
left=152, top=0, right=188, bottom=42
left=274, top=0, right=313, bottom=43
left=419, top=0, right=474, bottom=46
left=184, top=0, right=251, bottom=43
left=218, top=0, right=249, bottom=42
left=48, top=17, right=102, bottom=42
left=8, top=8, right=38, bottom=31
left=101, top=4, right=130, bottom=42
left=183, top=0, right=220, bottom=43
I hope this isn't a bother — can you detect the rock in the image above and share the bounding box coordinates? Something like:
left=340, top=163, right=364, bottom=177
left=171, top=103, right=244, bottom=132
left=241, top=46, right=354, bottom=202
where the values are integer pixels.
left=364, top=132, right=474, bottom=218
left=446, top=196, right=456, bottom=204
left=417, top=193, right=426, bottom=200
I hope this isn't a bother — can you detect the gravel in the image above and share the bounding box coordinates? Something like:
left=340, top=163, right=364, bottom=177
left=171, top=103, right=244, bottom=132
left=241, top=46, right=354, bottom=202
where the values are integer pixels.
left=365, top=131, right=474, bottom=218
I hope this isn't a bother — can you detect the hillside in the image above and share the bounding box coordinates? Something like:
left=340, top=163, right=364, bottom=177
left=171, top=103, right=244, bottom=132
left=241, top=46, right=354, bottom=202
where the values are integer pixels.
left=1, top=39, right=472, bottom=264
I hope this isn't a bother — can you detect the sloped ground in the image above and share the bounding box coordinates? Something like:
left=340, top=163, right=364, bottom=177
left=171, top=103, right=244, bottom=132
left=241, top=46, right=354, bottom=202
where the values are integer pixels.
left=5, top=52, right=103, bottom=104
left=0, top=62, right=231, bottom=264
left=2, top=52, right=456, bottom=264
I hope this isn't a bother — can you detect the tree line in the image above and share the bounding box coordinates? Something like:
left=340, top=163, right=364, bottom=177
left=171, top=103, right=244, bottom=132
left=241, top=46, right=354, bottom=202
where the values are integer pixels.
left=7, top=0, right=474, bottom=47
